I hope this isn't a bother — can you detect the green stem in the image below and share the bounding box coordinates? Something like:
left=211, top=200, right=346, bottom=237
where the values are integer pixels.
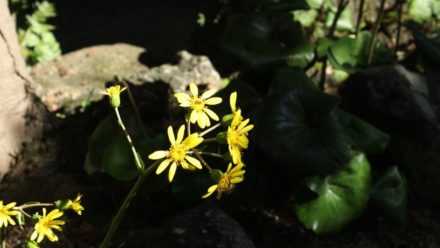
left=319, top=0, right=349, bottom=90
left=200, top=123, right=221, bottom=137
left=17, top=203, right=54, bottom=210
left=395, top=0, right=403, bottom=57
left=1, top=228, right=5, bottom=248
left=367, top=0, right=386, bottom=65
left=199, top=151, right=223, bottom=159
left=355, top=0, right=365, bottom=36
left=114, top=107, right=144, bottom=171
left=123, top=82, right=152, bottom=138
left=192, top=149, right=213, bottom=171
left=99, top=160, right=160, bottom=248
left=202, top=138, right=217, bottom=143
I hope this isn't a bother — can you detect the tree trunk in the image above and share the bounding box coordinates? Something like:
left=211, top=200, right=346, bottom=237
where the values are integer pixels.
left=0, top=0, right=43, bottom=178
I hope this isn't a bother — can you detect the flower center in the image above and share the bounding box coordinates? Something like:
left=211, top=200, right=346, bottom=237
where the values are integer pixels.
left=190, top=97, right=205, bottom=111
left=218, top=174, right=235, bottom=194
left=227, top=129, right=241, bottom=146
left=169, top=145, right=186, bottom=162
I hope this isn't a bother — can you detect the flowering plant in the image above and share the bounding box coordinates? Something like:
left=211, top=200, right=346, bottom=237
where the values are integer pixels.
left=99, top=82, right=254, bottom=247
left=0, top=194, right=83, bottom=247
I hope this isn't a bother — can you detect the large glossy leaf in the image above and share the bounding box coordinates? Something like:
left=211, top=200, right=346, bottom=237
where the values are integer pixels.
left=337, top=110, right=390, bottom=154
left=328, top=32, right=394, bottom=73
left=295, top=153, right=371, bottom=234
left=221, top=13, right=314, bottom=72
left=257, top=86, right=350, bottom=176
left=102, top=134, right=140, bottom=182
left=371, top=166, right=407, bottom=225
left=270, top=66, right=316, bottom=95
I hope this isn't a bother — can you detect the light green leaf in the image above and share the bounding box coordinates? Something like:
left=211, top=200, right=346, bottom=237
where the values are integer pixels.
left=295, top=153, right=371, bottom=234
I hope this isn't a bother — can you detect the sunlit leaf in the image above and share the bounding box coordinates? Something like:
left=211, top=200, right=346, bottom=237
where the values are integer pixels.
left=295, top=153, right=371, bottom=234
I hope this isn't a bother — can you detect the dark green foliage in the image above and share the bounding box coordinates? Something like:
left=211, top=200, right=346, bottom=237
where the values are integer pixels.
left=371, top=166, right=408, bottom=225
left=221, top=13, right=314, bottom=72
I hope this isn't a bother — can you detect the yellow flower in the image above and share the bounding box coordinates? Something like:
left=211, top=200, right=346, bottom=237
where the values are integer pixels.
left=0, top=201, right=19, bottom=228
left=202, top=163, right=245, bottom=199
left=69, top=194, right=84, bottom=215
left=227, top=110, right=254, bottom=164
left=148, top=125, right=204, bottom=182
left=104, top=85, right=126, bottom=108
left=31, top=208, right=65, bottom=243
left=174, top=83, right=222, bottom=128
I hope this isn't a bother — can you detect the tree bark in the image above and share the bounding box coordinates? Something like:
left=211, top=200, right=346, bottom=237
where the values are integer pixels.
left=0, top=0, right=43, bottom=178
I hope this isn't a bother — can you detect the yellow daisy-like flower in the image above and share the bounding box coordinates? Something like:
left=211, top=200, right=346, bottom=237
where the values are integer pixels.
left=69, top=194, right=84, bottom=215
left=104, top=85, right=126, bottom=108
left=174, top=83, right=222, bottom=129
left=202, top=163, right=245, bottom=199
left=31, top=208, right=65, bottom=243
left=227, top=110, right=254, bottom=164
left=148, top=125, right=204, bottom=182
left=0, top=201, right=19, bottom=228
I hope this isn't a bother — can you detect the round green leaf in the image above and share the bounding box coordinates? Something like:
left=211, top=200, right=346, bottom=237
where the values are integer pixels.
left=221, top=13, right=314, bottom=71
left=371, top=166, right=407, bottom=225
left=328, top=32, right=394, bottom=73
left=257, top=86, right=350, bottom=176
left=103, top=134, right=140, bottom=182
left=295, top=153, right=371, bottom=234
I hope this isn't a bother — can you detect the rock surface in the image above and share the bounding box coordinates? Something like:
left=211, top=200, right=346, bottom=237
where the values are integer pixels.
left=147, top=204, right=255, bottom=248
left=31, top=44, right=222, bottom=112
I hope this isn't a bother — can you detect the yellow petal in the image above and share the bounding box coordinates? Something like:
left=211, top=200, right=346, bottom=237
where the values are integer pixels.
left=190, top=83, right=198, bottom=96
left=202, top=185, right=218, bottom=198
left=230, top=92, right=237, bottom=112
left=205, top=97, right=222, bottom=105
left=174, top=93, right=191, bottom=105
left=204, top=108, right=219, bottom=121
left=168, top=162, right=177, bottom=182
left=201, top=89, right=217, bottom=99
left=190, top=110, right=198, bottom=124
left=156, top=159, right=171, bottom=175
left=167, top=126, right=176, bottom=145
left=148, top=150, right=168, bottom=160
left=176, top=125, right=185, bottom=144
left=182, top=134, right=203, bottom=149
left=185, top=155, right=202, bottom=169
left=231, top=177, right=244, bottom=184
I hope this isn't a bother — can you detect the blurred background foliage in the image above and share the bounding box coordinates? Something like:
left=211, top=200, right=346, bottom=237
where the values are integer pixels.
left=9, top=0, right=61, bottom=65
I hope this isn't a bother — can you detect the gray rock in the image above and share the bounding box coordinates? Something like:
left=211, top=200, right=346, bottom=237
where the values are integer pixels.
left=31, top=44, right=222, bottom=112
left=148, top=204, right=255, bottom=248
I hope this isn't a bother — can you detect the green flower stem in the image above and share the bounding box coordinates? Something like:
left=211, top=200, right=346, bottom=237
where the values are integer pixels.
left=114, top=107, right=144, bottom=171
left=319, top=0, right=349, bottom=90
left=355, top=0, right=365, bottom=36
left=17, top=203, right=54, bottom=209
left=192, top=149, right=213, bottom=171
left=202, top=138, right=217, bottom=143
left=122, top=82, right=154, bottom=138
left=200, top=123, right=221, bottom=137
left=395, top=0, right=403, bottom=57
left=367, top=0, right=386, bottom=65
left=186, top=117, right=192, bottom=136
left=199, top=151, right=223, bottom=159
left=1, top=228, right=5, bottom=248
left=99, top=160, right=160, bottom=248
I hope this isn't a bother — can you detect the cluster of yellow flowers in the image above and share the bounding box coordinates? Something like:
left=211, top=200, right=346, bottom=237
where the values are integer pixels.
left=148, top=83, right=254, bottom=199
left=0, top=194, right=84, bottom=246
